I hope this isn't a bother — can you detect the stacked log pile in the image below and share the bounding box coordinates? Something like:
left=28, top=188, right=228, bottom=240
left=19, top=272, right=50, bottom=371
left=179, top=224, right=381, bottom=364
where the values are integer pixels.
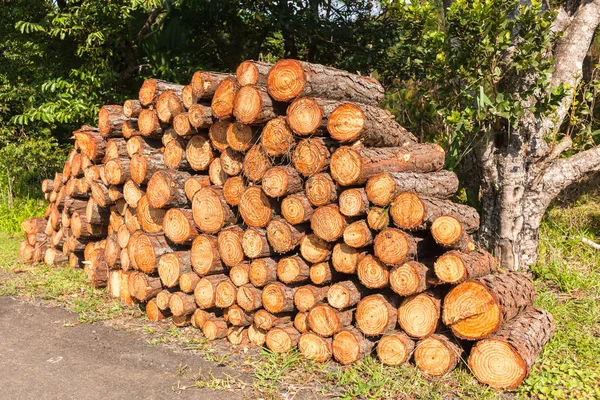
left=19, top=59, right=554, bottom=390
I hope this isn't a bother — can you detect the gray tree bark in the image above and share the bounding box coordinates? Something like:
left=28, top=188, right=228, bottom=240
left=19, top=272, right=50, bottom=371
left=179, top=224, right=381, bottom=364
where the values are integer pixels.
left=478, top=0, right=600, bottom=270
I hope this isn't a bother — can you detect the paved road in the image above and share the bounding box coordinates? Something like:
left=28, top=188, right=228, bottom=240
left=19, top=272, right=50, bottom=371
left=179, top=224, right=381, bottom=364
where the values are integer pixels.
left=0, top=296, right=247, bottom=400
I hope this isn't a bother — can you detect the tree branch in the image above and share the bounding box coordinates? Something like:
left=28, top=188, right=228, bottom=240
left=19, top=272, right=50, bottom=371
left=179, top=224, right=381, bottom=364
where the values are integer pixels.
left=136, top=7, right=165, bottom=44
left=540, top=144, right=600, bottom=193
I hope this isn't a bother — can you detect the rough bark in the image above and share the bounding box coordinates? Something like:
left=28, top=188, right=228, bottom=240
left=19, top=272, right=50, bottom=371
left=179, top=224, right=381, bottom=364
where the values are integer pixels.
left=365, top=171, right=459, bottom=206
left=434, top=249, right=498, bottom=284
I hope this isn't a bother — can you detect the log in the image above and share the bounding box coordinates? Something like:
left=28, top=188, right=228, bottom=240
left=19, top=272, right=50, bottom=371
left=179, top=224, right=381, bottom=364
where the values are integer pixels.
left=308, top=304, right=353, bottom=337
left=299, top=332, right=333, bottom=362
left=443, top=272, right=537, bottom=340
left=128, top=271, right=162, bottom=302
left=169, top=291, right=197, bottom=317
left=262, top=166, right=303, bottom=198
left=158, top=251, right=191, bottom=288
left=208, top=158, right=228, bottom=185
left=355, top=294, right=398, bottom=336
left=294, top=312, right=309, bottom=333
left=305, top=173, right=338, bottom=207
left=292, top=138, right=331, bottom=177
left=217, top=226, right=245, bottom=267
left=276, top=255, right=310, bottom=284
left=126, top=136, right=162, bottom=158
left=130, top=152, right=163, bottom=185
left=389, top=260, right=435, bottom=297
left=261, top=117, right=295, bottom=157
left=208, top=120, right=230, bottom=152
left=191, top=309, right=217, bottom=329
left=44, top=248, right=68, bottom=265
left=281, top=193, right=313, bottom=225
left=248, top=257, right=278, bottom=287
left=236, top=60, right=273, bottom=86
left=331, top=243, right=366, bottom=274
left=414, top=334, right=461, bottom=377
left=137, top=109, right=164, bottom=137
left=397, top=290, right=442, bottom=339
left=21, top=218, right=47, bottom=235
left=330, top=143, right=446, bottom=186
left=237, top=284, right=263, bottom=312
left=129, top=233, right=176, bottom=275
left=390, top=193, right=479, bottom=232
left=41, top=179, right=54, bottom=193
left=194, top=274, right=229, bottom=309
left=373, top=228, right=418, bottom=266
left=146, top=299, right=171, bottom=321
left=233, top=85, right=279, bottom=125
left=225, top=305, right=253, bottom=327
left=74, top=126, right=105, bottom=162
left=214, top=278, right=237, bottom=308
left=367, top=207, right=389, bottom=231
left=103, top=234, right=121, bottom=268
left=190, top=235, right=224, bottom=276
left=238, top=186, right=276, bottom=228
left=104, top=158, right=131, bottom=185
left=434, top=249, right=498, bottom=284
left=265, top=325, right=300, bottom=353
left=147, top=169, right=190, bottom=209
left=222, top=176, right=246, bottom=207
left=357, top=255, right=389, bottom=289
left=332, top=327, right=375, bottom=365
left=286, top=97, right=339, bottom=136
left=220, top=148, right=244, bottom=176
left=226, top=122, right=256, bottom=152
left=338, top=188, right=369, bottom=217
left=179, top=271, right=201, bottom=293
left=139, top=79, right=183, bottom=106
left=98, top=105, right=126, bottom=137
left=184, top=175, right=211, bottom=202
left=104, top=138, right=128, bottom=162
left=117, top=224, right=131, bottom=249
left=123, top=179, right=144, bottom=208
left=191, top=71, right=233, bottom=100
left=229, top=262, right=250, bottom=287
left=211, top=77, right=239, bottom=119
left=468, top=307, right=555, bottom=389
left=310, top=205, right=346, bottom=242
left=71, top=212, right=108, bottom=239
left=65, top=197, right=88, bottom=215
left=366, top=171, right=459, bottom=207
left=84, top=166, right=107, bottom=187
left=136, top=195, right=165, bottom=233
left=164, top=138, right=192, bottom=170
left=327, top=280, right=365, bottom=309
left=262, top=282, right=296, bottom=313
left=294, top=285, right=329, bottom=312
left=181, top=85, right=195, bottom=109
left=123, top=99, right=142, bottom=118
left=299, top=233, right=331, bottom=264
left=248, top=324, right=267, bottom=346
left=85, top=249, right=109, bottom=288
left=203, top=318, right=229, bottom=340
left=376, top=331, right=415, bottom=366
left=430, top=216, right=476, bottom=252
left=243, top=144, right=272, bottom=182
left=69, top=153, right=83, bottom=178
left=163, top=208, right=198, bottom=244
left=121, top=120, right=140, bottom=139
left=266, top=218, right=307, bottom=253
left=253, top=310, right=292, bottom=331
left=267, top=59, right=384, bottom=105
left=85, top=198, right=110, bottom=225
left=192, top=187, right=237, bottom=234
left=242, top=228, right=272, bottom=259
left=186, top=134, right=214, bottom=171
left=108, top=185, right=124, bottom=204
left=172, top=314, right=193, bottom=327
left=343, top=220, right=373, bottom=248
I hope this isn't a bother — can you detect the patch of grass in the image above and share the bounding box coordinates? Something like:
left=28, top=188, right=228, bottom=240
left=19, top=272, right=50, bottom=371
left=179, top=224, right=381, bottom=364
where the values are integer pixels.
left=0, top=198, right=47, bottom=234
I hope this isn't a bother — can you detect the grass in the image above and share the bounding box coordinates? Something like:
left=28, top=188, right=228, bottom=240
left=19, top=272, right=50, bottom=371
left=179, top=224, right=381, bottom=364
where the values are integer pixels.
left=1, top=196, right=600, bottom=398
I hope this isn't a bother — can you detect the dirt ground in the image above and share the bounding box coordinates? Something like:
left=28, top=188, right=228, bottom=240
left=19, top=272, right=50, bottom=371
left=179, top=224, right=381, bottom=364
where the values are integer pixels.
left=0, top=296, right=249, bottom=400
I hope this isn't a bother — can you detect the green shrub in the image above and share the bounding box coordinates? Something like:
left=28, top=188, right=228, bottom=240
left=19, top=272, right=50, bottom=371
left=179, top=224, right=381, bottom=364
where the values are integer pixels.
left=0, top=197, right=47, bottom=234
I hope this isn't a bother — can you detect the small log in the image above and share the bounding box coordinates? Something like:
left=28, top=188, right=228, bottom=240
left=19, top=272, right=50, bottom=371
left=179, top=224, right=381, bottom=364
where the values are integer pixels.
left=238, top=186, right=276, bottom=228
left=123, top=99, right=142, bottom=118
left=305, top=173, right=338, bottom=207
left=243, top=144, right=272, bottom=183
left=217, top=226, right=245, bottom=267
left=191, top=309, right=217, bottom=329
left=190, top=234, right=224, bottom=276
left=286, top=97, right=338, bottom=136
left=130, top=152, right=164, bottom=185
left=164, top=138, right=192, bottom=170
left=136, top=195, right=165, bottom=233
left=331, top=243, right=367, bottom=274
left=261, top=116, right=295, bottom=157
left=169, top=291, right=197, bottom=317
left=233, top=85, right=279, bottom=125
left=173, top=113, right=196, bottom=137
left=179, top=271, right=201, bottom=294
left=338, top=188, right=369, bottom=217
left=98, top=105, right=126, bottom=137
left=434, top=249, right=498, bottom=284
left=248, top=257, right=278, bottom=287
left=222, top=176, right=246, bottom=206
left=265, top=325, right=300, bottom=353
left=397, top=290, right=442, bottom=339
left=357, top=255, right=389, bottom=289
left=414, top=334, right=461, bottom=377
left=343, top=220, right=373, bottom=248
left=294, top=285, right=329, bottom=312
left=236, top=60, right=273, bottom=86
left=430, top=216, right=476, bottom=252
left=299, top=233, right=331, bottom=264
left=71, top=212, right=108, bottom=239
left=108, top=185, right=124, bottom=203
left=44, top=248, right=68, bottom=265
left=203, top=318, right=229, bottom=340
left=126, top=136, right=161, bottom=157
left=146, top=299, right=171, bottom=322
left=310, top=205, right=347, bottom=242
left=366, top=171, right=459, bottom=207
left=163, top=208, right=198, bottom=244
left=191, top=71, right=233, bottom=100
left=103, top=234, right=121, bottom=268
left=299, top=332, right=333, bottom=362
left=137, top=109, right=164, bottom=138
left=377, top=331, right=415, bottom=366
left=242, top=228, right=273, bottom=259
left=226, top=122, right=256, bottom=152
left=248, top=324, right=267, bottom=346
left=253, top=310, right=292, bottom=331
left=192, top=187, right=237, bottom=234
left=225, top=305, right=253, bottom=327
left=294, top=312, right=309, bottom=333
left=181, top=85, right=195, bottom=109
left=129, top=233, right=176, bottom=275
left=208, top=158, right=228, bottom=185
left=330, top=143, right=445, bottom=186
left=307, top=304, right=353, bottom=337
left=104, top=158, right=131, bottom=185
left=211, top=77, right=239, bottom=119
left=267, top=59, right=384, bottom=105
left=292, top=137, right=331, bottom=177
left=138, top=79, right=183, bottom=106
left=262, top=282, right=296, bottom=313
left=468, top=307, right=555, bottom=389
left=85, top=198, right=110, bottom=225
left=157, top=251, right=191, bottom=288
left=103, top=138, right=128, bottom=162
left=122, top=120, right=140, bottom=139
left=208, top=120, right=230, bottom=152
left=262, top=166, right=303, bottom=198
left=186, top=134, right=214, bottom=171
left=214, top=278, right=237, bottom=308
left=127, top=271, right=162, bottom=302
left=123, top=179, right=144, bottom=208
left=237, top=284, right=263, bottom=312
left=332, top=327, right=376, bottom=365
left=229, top=262, right=250, bottom=287
left=266, top=218, right=307, bottom=253
left=184, top=175, right=211, bottom=202
left=188, top=103, right=214, bottom=129
left=389, top=260, right=435, bottom=297
left=117, top=224, right=131, bottom=249
left=193, top=274, right=229, bottom=309
left=147, top=169, right=190, bottom=209
left=442, top=272, right=537, bottom=340
left=281, top=193, right=313, bottom=225
left=172, top=314, right=193, bottom=327
left=74, top=126, right=105, bottom=162
left=276, top=255, right=310, bottom=284
left=355, top=294, right=399, bottom=336
left=367, top=207, right=389, bottom=231
left=373, top=228, right=418, bottom=266
left=327, top=280, right=366, bottom=310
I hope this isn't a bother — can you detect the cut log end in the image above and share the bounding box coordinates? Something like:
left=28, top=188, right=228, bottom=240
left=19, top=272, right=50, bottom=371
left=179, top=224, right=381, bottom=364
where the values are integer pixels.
left=397, top=292, right=440, bottom=339
left=414, top=334, right=461, bottom=377
left=377, top=332, right=415, bottom=366
left=299, top=332, right=332, bottom=362
left=327, top=103, right=364, bottom=142
left=287, top=97, right=323, bottom=136
left=266, top=59, right=306, bottom=102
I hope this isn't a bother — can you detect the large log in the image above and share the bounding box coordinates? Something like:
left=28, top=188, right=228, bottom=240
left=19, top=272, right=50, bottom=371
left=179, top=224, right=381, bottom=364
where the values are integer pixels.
left=158, top=251, right=191, bottom=288
left=137, top=109, right=165, bottom=138
left=281, top=193, right=313, bottom=225
left=265, top=325, right=300, bottom=353
left=442, top=272, right=537, bottom=340
left=191, top=187, right=237, bottom=234
left=129, top=232, right=176, bottom=275
left=217, top=226, right=245, bottom=267
left=434, top=249, right=498, bottom=284
left=186, top=134, right=214, bottom=171
left=286, top=97, right=339, bottom=136
left=147, top=169, right=190, bottom=209
left=266, top=218, right=306, bottom=254
left=332, top=327, right=375, bottom=365
left=243, top=144, right=272, bottom=183
left=413, top=334, right=461, bottom=377
left=468, top=307, right=555, bottom=389
left=267, top=59, right=384, bottom=105
left=390, top=193, right=480, bottom=232
left=155, top=90, right=184, bottom=124
left=366, top=171, right=459, bottom=207
left=338, top=188, right=369, bottom=217
left=330, top=143, right=445, bottom=186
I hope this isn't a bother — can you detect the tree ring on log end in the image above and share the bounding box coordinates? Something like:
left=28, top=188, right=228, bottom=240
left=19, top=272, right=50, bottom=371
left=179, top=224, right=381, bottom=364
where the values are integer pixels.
left=299, top=332, right=332, bottom=362
left=267, top=59, right=306, bottom=102
left=468, top=339, right=527, bottom=389
left=330, top=147, right=362, bottom=186
left=390, top=192, right=425, bottom=229
left=287, top=98, right=324, bottom=136
left=328, top=103, right=365, bottom=142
